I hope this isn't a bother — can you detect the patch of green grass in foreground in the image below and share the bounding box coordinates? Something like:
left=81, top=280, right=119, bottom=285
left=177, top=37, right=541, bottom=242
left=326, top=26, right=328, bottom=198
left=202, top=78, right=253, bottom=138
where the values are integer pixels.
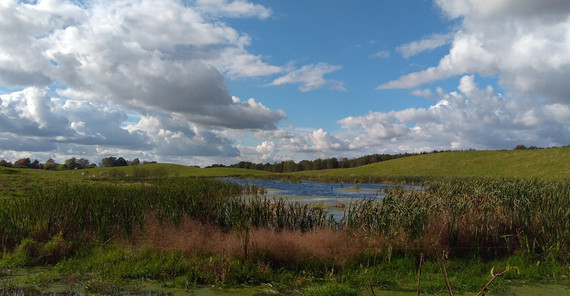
left=2, top=244, right=569, bottom=295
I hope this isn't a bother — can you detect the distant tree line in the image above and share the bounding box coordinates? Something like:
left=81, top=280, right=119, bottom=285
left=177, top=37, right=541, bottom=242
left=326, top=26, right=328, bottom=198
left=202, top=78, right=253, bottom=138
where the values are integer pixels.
left=0, top=157, right=95, bottom=170
left=211, top=145, right=559, bottom=173
left=215, top=153, right=426, bottom=173
left=513, top=144, right=542, bottom=150
left=0, top=144, right=561, bottom=172
left=0, top=156, right=156, bottom=170
left=98, top=156, right=157, bottom=167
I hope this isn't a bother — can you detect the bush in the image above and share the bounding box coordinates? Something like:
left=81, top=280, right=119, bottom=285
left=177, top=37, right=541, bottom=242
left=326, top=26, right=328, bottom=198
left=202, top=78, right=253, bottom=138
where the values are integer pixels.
left=10, top=238, right=41, bottom=266
left=41, top=232, right=72, bottom=264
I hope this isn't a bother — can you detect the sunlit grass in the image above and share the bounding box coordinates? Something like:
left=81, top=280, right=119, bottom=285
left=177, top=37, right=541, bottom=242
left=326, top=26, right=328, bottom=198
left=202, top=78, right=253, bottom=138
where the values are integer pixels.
left=291, top=147, right=570, bottom=180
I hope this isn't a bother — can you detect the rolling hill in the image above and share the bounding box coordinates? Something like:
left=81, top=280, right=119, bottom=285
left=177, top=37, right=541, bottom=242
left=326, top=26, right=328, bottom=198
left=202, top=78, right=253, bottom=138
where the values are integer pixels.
left=3, top=147, right=568, bottom=181
left=298, top=147, right=570, bottom=179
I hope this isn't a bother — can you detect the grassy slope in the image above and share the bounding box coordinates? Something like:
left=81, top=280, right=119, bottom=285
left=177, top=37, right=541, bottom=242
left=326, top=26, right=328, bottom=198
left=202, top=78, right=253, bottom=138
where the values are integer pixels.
left=1, top=164, right=272, bottom=198
left=296, top=147, right=570, bottom=179
left=2, top=147, right=568, bottom=182
left=17, top=163, right=273, bottom=180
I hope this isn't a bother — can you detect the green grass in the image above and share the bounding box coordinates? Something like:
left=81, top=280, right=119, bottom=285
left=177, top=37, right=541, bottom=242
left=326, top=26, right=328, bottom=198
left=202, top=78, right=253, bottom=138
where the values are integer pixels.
left=5, top=243, right=568, bottom=295
left=3, top=147, right=568, bottom=184
left=15, top=163, right=272, bottom=180
left=291, top=147, right=570, bottom=180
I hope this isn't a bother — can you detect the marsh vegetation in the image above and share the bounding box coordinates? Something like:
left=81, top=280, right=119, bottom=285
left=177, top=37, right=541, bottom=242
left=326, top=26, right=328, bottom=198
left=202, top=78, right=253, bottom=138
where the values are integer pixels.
left=1, top=149, right=569, bottom=294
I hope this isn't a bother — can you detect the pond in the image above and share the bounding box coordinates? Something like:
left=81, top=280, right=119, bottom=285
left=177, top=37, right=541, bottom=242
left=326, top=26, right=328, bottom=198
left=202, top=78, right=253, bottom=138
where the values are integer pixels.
left=219, top=178, right=423, bottom=218
left=221, top=177, right=422, bottom=198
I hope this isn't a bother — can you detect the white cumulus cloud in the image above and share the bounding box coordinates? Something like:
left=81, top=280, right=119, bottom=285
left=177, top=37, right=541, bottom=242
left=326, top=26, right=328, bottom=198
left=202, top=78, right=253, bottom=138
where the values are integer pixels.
left=349, top=75, right=570, bottom=153
left=379, top=0, right=570, bottom=105
left=397, top=33, right=453, bottom=58
left=269, top=63, right=345, bottom=92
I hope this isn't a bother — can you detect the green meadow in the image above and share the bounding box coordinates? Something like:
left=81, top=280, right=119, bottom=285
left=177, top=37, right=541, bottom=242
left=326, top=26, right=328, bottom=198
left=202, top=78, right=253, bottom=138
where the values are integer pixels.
left=291, top=147, right=570, bottom=180
left=1, top=148, right=569, bottom=295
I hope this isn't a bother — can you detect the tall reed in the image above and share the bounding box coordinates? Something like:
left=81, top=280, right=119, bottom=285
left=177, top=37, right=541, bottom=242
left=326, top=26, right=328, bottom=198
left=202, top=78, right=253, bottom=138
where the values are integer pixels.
left=2, top=176, right=568, bottom=262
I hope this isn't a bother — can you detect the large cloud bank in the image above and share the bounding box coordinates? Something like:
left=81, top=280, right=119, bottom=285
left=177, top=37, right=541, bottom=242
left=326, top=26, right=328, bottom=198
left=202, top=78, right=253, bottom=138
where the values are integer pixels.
left=0, top=0, right=293, bottom=163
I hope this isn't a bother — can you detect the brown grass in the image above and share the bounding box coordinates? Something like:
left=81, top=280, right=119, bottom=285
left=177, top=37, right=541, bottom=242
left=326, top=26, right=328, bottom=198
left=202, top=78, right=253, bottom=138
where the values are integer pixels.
left=133, top=214, right=379, bottom=266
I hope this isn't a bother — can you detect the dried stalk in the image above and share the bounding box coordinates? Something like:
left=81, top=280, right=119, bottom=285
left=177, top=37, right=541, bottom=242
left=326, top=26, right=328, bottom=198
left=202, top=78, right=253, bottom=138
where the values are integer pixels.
left=475, top=266, right=509, bottom=296
left=367, top=281, right=376, bottom=296
left=437, top=251, right=454, bottom=296
left=417, top=253, right=424, bottom=296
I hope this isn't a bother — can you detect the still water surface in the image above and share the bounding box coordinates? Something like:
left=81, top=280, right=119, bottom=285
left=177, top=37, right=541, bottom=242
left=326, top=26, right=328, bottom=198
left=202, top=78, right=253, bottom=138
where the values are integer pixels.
left=219, top=178, right=424, bottom=219
left=220, top=177, right=422, bottom=200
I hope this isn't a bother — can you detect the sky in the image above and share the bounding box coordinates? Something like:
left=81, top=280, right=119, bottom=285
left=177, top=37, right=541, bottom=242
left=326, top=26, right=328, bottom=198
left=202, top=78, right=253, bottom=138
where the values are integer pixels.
left=1, top=0, right=569, bottom=167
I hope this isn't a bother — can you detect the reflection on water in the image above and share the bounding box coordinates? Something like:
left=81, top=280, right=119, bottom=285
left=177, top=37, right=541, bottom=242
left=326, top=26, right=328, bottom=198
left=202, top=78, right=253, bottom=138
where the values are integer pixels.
left=220, top=177, right=421, bottom=201
left=220, top=178, right=423, bottom=219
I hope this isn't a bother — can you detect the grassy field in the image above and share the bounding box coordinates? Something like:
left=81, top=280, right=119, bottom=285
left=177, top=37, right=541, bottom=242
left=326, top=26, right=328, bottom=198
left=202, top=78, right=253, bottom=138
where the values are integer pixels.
left=292, top=147, right=570, bottom=180
left=1, top=148, right=569, bottom=295
left=2, top=147, right=567, bottom=184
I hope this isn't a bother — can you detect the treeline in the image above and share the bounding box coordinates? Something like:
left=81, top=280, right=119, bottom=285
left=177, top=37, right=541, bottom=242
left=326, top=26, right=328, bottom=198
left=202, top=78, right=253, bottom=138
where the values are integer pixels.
left=221, top=153, right=422, bottom=173
left=98, top=156, right=156, bottom=167
left=218, top=144, right=560, bottom=173
left=0, top=156, right=156, bottom=170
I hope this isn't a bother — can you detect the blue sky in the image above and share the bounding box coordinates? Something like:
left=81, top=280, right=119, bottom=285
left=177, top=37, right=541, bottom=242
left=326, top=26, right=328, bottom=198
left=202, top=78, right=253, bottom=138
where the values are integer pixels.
left=0, top=0, right=569, bottom=166
left=226, top=0, right=454, bottom=128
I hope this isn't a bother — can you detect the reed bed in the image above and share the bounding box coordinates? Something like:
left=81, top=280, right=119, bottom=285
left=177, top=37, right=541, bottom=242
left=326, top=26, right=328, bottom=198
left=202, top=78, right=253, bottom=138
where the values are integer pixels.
left=341, top=177, right=570, bottom=260
left=0, top=178, right=332, bottom=251
left=1, top=176, right=569, bottom=264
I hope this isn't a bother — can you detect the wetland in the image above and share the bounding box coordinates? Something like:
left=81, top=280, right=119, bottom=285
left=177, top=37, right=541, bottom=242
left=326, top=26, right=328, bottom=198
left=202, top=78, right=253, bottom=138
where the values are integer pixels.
left=1, top=160, right=569, bottom=295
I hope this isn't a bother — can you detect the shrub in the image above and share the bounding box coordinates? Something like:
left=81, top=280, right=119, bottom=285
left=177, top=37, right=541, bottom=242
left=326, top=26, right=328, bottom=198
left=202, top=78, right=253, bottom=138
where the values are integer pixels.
left=41, top=232, right=73, bottom=264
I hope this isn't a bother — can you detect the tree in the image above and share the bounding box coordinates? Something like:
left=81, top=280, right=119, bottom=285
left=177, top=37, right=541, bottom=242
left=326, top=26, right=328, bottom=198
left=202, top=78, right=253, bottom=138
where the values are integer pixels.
left=339, top=158, right=351, bottom=168
left=298, top=160, right=312, bottom=171
left=44, top=158, right=58, bottom=170
left=30, top=159, right=40, bottom=169
left=64, top=157, right=90, bottom=170
left=0, top=160, right=13, bottom=167
left=312, top=158, right=324, bottom=170
left=325, top=158, right=339, bottom=169
left=114, top=157, right=128, bottom=167
left=100, top=157, right=117, bottom=167
left=283, top=160, right=297, bottom=172
left=64, top=157, right=78, bottom=170
left=77, top=158, right=90, bottom=169
left=14, top=158, right=31, bottom=168
left=130, top=158, right=140, bottom=166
